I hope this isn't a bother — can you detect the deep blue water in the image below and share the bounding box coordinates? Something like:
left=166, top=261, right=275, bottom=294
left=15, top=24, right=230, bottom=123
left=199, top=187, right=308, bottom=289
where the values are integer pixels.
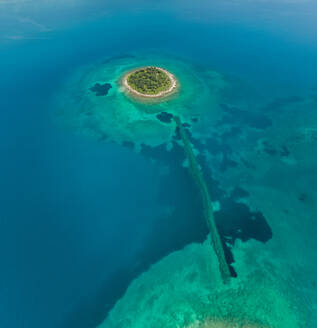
left=1, top=1, right=317, bottom=327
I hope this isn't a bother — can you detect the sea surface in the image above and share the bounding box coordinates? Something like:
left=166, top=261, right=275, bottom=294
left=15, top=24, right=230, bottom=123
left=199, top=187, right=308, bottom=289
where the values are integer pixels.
left=0, top=1, right=317, bottom=327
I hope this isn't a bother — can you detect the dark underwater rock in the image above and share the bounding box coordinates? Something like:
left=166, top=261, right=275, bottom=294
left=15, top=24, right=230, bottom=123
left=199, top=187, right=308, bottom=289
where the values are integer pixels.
left=264, top=95, right=304, bottom=112
left=231, top=187, right=250, bottom=200
left=280, top=145, right=290, bottom=157
left=156, top=112, right=173, bottom=123
left=191, top=117, right=199, bottom=123
left=90, top=82, right=112, bottom=96
left=220, top=103, right=272, bottom=130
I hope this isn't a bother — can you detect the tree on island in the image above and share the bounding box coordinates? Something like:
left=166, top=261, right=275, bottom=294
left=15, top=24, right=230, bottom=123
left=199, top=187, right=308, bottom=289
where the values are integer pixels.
left=127, top=67, right=172, bottom=95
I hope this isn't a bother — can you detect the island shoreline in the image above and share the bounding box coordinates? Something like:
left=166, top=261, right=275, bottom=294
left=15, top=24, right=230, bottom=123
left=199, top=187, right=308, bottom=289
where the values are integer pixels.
left=121, top=66, right=178, bottom=99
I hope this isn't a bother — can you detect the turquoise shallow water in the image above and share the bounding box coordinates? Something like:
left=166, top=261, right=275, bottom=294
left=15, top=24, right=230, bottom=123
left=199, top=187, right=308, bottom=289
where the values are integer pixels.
left=0, top=1, right=317, bottom=327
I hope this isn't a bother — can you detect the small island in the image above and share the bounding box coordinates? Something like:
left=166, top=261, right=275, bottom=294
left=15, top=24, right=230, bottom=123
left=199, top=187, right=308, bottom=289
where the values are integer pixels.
left=122, top=66, right=177, bottom=98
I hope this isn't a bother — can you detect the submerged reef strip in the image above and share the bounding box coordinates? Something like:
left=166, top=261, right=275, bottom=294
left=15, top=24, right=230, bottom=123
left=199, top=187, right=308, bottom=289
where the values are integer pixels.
left=174, top=116, right=231, bottom=284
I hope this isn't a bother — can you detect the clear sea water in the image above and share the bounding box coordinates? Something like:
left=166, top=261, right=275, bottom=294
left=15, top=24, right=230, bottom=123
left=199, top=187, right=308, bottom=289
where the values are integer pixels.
left=0, top=1, right=317, bottom=327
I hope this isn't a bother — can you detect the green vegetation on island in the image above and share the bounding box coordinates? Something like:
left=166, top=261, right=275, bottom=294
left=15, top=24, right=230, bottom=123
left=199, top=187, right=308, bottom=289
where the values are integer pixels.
left=127, top=67, right=172, bottom=95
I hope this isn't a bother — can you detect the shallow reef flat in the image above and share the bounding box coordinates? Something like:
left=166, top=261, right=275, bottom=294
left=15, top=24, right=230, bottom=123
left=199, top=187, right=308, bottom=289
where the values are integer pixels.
left=53, top=52, right=227, bottom=148
left=99, top=239, right=304, bottom=328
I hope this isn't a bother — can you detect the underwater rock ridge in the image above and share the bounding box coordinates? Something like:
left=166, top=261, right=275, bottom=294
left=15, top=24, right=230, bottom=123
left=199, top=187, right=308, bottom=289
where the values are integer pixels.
left=174, top=115, right=231, bottom=284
